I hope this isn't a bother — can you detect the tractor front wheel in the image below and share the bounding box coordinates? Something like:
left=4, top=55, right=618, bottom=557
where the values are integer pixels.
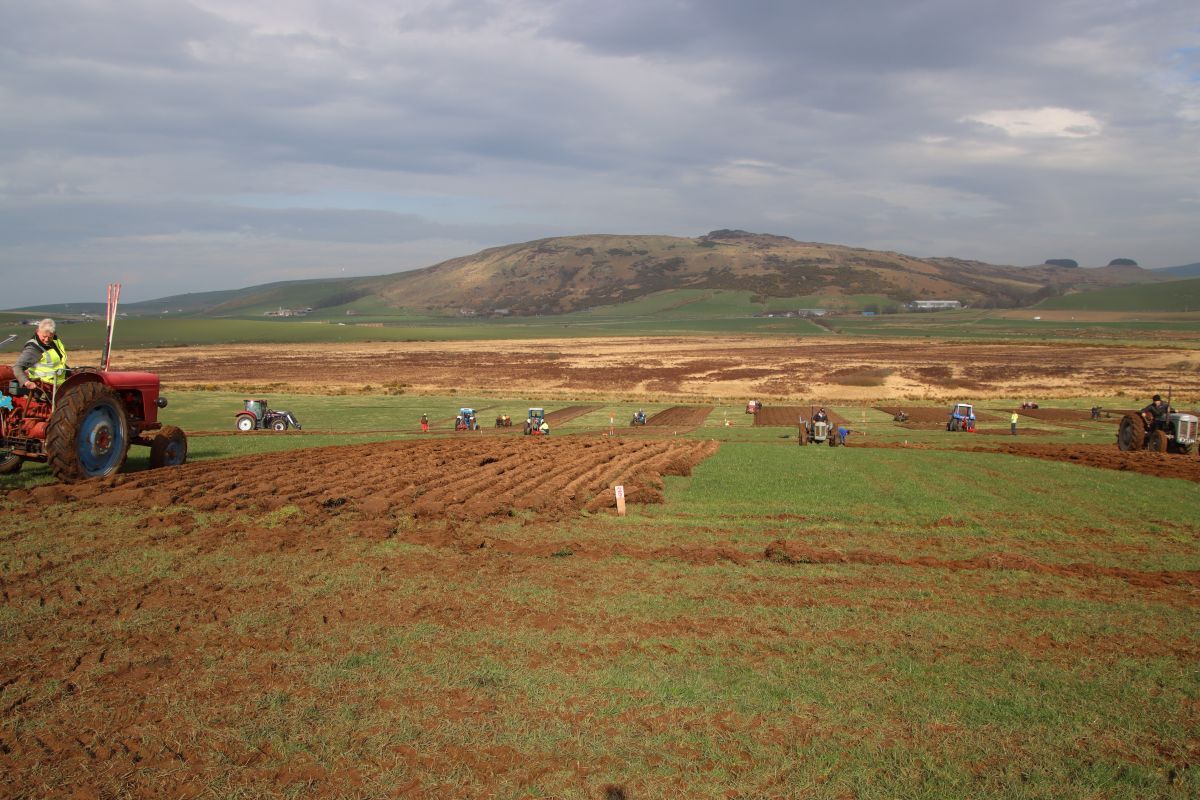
left=236, top=415, right=256, bottom=432
left=1148, top=429, right=1170, bottom=453
left=1116, top=414, right=1145, bottom=452
left=46, top=382, right=130, bottom=482
left=0, top=452, right=22, bottom=475
left=271, top=419, right=288, bottom=432
left=150, top=425, right=188, bottom=468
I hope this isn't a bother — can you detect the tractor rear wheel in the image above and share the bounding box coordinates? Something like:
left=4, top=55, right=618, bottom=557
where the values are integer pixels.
left=0, top=452, right=22, bottom=475
left=1148, top=429, right=1169, bottom=453
left=149, top=425, right=188, bottom=468
left=798, top=427, right=808, bottom=446
left=1116, top=414, right=1145, bottom=452
left=46, top=382, right=130, bottom=482
left=236, top=415, right=255, bottom=432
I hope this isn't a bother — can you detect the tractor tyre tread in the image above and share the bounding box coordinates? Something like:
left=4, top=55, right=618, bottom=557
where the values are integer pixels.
left=0, top=453, right=22, bottom=475
left=149, top=425, right=188, bottom=468
left=46, top=382, right=129, bottom=483
left=1117, top=414, right=1145, bottom=452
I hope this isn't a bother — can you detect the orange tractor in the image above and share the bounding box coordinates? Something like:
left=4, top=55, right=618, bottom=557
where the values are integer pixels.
left=1, top=285, right=187, bottom=481
left=0, top=365, right=185, bottom=480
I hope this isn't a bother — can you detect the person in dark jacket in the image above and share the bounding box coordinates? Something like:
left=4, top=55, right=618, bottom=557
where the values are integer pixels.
left=1140, top=395, right=1170, bottom=432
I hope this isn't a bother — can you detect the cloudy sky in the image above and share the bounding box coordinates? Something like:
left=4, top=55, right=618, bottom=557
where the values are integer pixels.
left=1, top=0, right=1198, bottom=306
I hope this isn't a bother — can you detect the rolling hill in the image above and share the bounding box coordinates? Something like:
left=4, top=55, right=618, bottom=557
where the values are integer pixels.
left=1156, top=262, right=1200, bottom=279
left=363, top=230, right=1159, bottom=316
left=10, top=230, right=1168, bottom=318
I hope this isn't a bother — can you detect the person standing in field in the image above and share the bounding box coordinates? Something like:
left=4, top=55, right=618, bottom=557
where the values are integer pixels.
left=1010, top=411, right=1019, bottom=435
left=420, top=413, right=429, bottom=433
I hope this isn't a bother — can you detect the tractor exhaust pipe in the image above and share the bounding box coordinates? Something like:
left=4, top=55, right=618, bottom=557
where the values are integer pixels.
left=102, top=283, right=121, bottom=372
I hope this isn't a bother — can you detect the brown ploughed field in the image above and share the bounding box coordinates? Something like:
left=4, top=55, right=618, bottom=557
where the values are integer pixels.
left=543, top=406, right=600, bottom=426
left=93, top=336, right=1200, bottom=400
left=645, top=406, right=712, bottom=428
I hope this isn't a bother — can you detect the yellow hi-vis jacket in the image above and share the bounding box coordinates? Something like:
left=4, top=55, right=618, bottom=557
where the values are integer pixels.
left=27, top=337, right=68, bottom=386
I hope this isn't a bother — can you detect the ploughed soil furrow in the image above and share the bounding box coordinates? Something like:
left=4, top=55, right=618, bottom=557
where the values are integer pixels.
left=557, top=440, right=672, bottom=497
left=20, top=437, right=719, bottom=522
left=971, top=442, right=1200, bottom=484
left=1016, top=407, right=1097, bottom=422
left=861, top=439, right=1200, bottom=483
left=559, top=441, right=680, bottom=507
left=544, top=406, right=600, bottom=425
left=764, top=539, right=1200, bottom=589
left=646, top=406, right=713, bottom=428
left=755, top=406, right=849, bottom=427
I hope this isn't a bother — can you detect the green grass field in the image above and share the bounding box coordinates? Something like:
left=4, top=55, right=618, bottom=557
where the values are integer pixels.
left=9, top=285, right=1200, bottom=348
left=1037, top=277, right=1200, bottom=312
left=1, top=413, right=1196, bottom=797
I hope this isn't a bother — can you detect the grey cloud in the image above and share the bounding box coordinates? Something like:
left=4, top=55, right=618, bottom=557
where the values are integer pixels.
left=0, top=0, right=1197, bottom=307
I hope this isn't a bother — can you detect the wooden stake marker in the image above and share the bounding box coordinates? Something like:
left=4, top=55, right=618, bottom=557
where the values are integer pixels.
left=614, top=484, right=626, bottom=517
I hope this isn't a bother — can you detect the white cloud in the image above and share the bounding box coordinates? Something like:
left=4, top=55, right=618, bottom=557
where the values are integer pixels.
left=965, top=107, right=1103, bottom=138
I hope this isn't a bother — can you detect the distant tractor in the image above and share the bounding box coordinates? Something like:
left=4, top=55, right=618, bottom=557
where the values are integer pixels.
left=630, top=409, right=648, bottom=426
left=893, top=410, right=909, bottom=423
left=947, top=403, right=976, bottom=432
left=798, top=417, right=836, bottom=447
left=525, top=407, right=548, bottom=435
left=495, top=413, right=512, bottom=428
left=455, top=408, right=480, bottom=431
left=235, top=399, right=302, bottom=432
left=1117, top=409, right=1198, bottom=455
left=746, top=399, right=763, bottom=415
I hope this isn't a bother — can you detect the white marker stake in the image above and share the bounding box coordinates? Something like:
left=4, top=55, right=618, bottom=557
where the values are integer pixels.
left=614, top=484, right=626, bottom=517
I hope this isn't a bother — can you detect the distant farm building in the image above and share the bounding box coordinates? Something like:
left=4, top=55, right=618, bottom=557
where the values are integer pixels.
left=756, top=308, right=827, bottom=318
left=907, top=300, right=962, bottom=311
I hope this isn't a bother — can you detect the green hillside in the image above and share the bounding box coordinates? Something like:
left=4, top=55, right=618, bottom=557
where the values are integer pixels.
left=1036, top=277, right=1200, bottom=311
left=1157, top=262, right=1200, bottom=278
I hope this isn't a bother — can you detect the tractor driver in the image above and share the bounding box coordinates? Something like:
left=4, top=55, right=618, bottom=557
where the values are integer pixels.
left=14, top=319, right=68, bottom=389
left=1140, top=394, right=1171, bottom=432
left=813, top=407, right=828, bottom=423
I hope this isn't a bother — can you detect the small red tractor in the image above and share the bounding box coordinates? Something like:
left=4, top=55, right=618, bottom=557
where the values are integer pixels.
left=235, top=399, right=302, bottom=432
left=745, top=399, right=762, bottom=415
left=0, top=364, right=186, bottom=481
left=495, top=413, right=512, bottom=428
left=1117, top=409, right=1197, bottom=455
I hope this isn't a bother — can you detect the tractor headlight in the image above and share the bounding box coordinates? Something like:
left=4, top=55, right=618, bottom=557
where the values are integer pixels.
left=156, top=397, right=168, bottom=408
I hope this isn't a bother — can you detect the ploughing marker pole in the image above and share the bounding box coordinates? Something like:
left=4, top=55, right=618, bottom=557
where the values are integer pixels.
left=102, top=283, right=121, bottom=372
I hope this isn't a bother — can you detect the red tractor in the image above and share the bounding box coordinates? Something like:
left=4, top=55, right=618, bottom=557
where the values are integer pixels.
left=0, top=365, right=186, bottom=481
left=235, top=399, right=302, bottom=432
